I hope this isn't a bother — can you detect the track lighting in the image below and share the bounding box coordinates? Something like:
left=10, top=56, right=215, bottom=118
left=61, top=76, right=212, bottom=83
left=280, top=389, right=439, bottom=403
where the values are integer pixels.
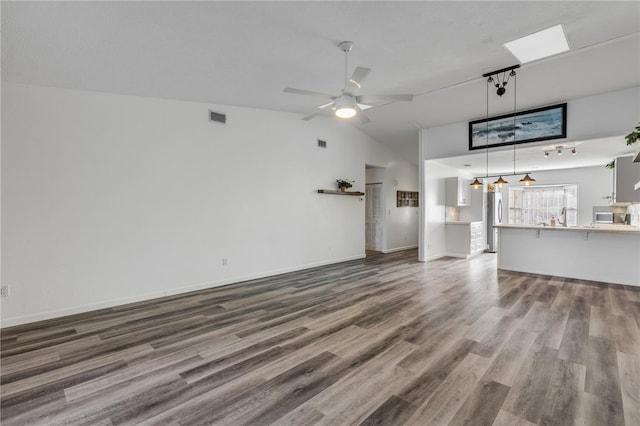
left=556, top=146, right=563, bottom=155
left=571, top=147, right=577, bottom=155
left=544, top=151, right=549, bottom=158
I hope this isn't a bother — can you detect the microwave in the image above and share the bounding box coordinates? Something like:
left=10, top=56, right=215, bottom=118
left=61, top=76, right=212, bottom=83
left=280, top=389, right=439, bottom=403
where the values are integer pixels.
left=594, top=212, right=614, bottom=223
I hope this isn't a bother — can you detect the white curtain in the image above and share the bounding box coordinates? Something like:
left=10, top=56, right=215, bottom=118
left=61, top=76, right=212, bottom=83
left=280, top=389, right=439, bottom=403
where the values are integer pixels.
left=509, top=185, right=577, bottom=226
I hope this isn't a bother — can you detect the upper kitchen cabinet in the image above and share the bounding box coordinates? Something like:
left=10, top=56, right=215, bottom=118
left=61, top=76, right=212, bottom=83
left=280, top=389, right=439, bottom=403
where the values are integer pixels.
left=445, top=177, right=471, bottom=206
left=615, top=155, right=640, bottom=203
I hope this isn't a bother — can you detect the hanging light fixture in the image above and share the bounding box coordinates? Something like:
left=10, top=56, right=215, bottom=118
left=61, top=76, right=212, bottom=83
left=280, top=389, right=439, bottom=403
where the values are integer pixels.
left=519, top=174, right=536, bottom=185
left=474, top=64, right=536, bottom=187
left=471, top=71, right=494, bottom=189
left=494, top=176, right=509, bottom=187
left=470, top=178, right=483, bottom=189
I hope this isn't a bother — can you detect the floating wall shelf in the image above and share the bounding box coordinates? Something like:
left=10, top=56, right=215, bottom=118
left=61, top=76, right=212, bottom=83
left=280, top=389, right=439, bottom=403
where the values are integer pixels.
left=317, top=189, right=365, bottom=196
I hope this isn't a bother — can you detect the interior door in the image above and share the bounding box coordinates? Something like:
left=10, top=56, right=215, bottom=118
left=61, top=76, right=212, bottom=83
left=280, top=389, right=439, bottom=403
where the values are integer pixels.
left=365, top=183, right=383, bottom=251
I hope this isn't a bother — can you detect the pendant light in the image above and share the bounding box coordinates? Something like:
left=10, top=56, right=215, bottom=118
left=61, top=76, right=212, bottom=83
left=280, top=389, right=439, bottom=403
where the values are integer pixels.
left=508, top=69, right=535, bottom=186
left=470, top=178, right=483, bottom=189
left=519, top=174, right=536, bottom=185
left=494, top=176, right=508, bottom=187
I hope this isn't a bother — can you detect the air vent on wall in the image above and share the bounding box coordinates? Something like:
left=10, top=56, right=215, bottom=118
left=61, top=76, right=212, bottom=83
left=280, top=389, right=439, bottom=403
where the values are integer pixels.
left=317, top=139, right=327, bottom=148
left=209, top=110, right=226, bottom=124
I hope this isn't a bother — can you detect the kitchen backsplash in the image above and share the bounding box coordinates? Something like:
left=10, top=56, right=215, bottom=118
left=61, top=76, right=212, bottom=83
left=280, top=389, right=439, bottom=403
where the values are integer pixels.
left=628, top=203, right=640, bottom=227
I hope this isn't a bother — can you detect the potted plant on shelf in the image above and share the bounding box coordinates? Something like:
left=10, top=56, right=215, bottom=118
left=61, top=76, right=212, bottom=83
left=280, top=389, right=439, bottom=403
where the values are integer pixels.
left=606, top=122, right=640, bottom=169
left=336, top=179, right=354, bottom=192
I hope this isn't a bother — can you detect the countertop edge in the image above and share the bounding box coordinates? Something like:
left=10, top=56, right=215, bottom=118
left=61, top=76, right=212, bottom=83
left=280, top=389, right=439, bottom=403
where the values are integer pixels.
left=495, top=224, right=640, bottom=235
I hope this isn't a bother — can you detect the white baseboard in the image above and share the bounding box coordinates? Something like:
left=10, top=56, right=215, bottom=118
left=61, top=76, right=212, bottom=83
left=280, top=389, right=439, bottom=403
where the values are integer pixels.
left=0, top=254, right=366, bottom=328
left=424, top=254, right=447, bottom=261
left=381, top=244, right=418, bottom=254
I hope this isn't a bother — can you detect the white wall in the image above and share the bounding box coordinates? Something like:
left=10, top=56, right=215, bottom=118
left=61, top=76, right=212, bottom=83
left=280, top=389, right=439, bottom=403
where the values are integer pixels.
left=422, top=86, right=640, bottom=160
left=1, top=83, right=418, bottom=326
left=497, top=165, right=613, bottom=226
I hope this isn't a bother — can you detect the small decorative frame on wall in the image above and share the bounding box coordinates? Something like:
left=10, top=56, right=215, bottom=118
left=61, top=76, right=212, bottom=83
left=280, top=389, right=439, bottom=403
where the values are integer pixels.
left=397, top=191, right=419, bottom=207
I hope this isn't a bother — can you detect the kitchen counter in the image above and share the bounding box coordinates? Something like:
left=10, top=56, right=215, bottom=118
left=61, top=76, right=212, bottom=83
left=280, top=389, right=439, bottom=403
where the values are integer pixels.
left=496, top=224, right=640, bottom=287
left=445, top=221, right=483, bottom=225
left=495, top=224, right=640, bottom=234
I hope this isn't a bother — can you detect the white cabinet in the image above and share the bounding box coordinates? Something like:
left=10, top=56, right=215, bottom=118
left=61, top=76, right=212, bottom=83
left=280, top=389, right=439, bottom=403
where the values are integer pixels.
left=470, top=222, right=484, bottom=254
left=445, top=177, right=471, bottom=206
left=615, top=155, right=640, bottom=203
left=446, top=222, right=484, bottom=258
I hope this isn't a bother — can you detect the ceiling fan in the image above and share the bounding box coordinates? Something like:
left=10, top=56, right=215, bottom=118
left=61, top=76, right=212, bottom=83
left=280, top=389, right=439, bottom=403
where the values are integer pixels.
left=283, top=41, right=414, bottom=123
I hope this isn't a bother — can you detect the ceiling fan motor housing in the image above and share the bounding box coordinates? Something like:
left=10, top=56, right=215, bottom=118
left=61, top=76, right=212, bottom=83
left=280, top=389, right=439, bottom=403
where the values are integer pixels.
left=334, top=94, right=357, bottom=118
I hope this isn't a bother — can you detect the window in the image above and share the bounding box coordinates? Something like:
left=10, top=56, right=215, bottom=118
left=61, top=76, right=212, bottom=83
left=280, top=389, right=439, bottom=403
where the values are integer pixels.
left=509, top=184, right=577, bottom=226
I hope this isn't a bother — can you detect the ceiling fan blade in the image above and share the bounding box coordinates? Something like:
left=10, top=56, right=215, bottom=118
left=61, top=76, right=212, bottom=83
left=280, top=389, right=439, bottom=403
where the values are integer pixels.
left=317, top=101, right=335, bottom=109
left=356, top=94, right=414, bottom=104
left=355, top=105, right=371, bottom=124
left=345, top=67, right=371, bottom=93
left=283, top=88, right=336, bottom=99
left=301, top=109, right=333, bottom=121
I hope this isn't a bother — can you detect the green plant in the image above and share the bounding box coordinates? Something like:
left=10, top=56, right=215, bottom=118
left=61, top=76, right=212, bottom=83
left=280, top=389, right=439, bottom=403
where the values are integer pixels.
left=336, top=179, right=354, bottom=189
left=625, top=123, right=640, bottom=145
left=605, top=122, right=640, bottom=168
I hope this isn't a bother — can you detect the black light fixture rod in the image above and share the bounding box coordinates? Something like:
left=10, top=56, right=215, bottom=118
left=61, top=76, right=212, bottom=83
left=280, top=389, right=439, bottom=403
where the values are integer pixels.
left=482, top=64, right=520, bottom=78
left=473, top=172, right=534, bottom=179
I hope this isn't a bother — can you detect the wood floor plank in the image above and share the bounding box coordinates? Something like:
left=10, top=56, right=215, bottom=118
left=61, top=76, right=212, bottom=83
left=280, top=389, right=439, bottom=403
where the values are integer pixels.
left=557, top=318, right=589, bottom=365
left=501, top=346, right=558, bottom=424
left=483, top=329, right=537, bottom=387
left=0, top=250, right=635, bottom=425
left=405, top=353, right=491, bottom=425
left=617, top=351, right=640, bottom=426
left=492, top=409, right=537, bottom=426
left=448, top=378, right=510, bottom=426
left=538, top=359, right=586, bottom=426
left=585, top=336, right=623, bottom=402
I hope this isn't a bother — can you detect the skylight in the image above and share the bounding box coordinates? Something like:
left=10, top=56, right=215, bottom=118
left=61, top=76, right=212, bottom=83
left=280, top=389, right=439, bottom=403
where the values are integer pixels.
left=504, top=25, right=570, bottom=63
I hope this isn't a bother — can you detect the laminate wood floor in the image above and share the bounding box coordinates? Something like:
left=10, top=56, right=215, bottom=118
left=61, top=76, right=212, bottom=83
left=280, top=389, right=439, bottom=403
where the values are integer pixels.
left=2, top=250, right=639, bottom=425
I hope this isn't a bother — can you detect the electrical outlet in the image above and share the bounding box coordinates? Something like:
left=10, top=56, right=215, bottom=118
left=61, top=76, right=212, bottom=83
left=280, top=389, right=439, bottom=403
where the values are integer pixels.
left=1, top=285, right=9, bottom=298
left=222, top=258, right=228, bottom=266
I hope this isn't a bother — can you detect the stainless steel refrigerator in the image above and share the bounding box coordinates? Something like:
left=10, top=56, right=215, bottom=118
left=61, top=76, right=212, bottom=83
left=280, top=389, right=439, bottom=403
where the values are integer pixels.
left=486, top=191, right=503, bottom=253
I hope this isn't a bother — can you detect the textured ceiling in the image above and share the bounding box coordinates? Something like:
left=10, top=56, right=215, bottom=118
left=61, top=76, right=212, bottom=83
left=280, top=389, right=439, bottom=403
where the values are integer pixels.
left=2, top=1, right=639, bottom=165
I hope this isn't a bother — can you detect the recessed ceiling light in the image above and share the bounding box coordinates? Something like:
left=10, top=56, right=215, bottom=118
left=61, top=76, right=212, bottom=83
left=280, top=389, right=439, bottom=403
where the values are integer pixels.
left=504, top=25, right=569, bottom=63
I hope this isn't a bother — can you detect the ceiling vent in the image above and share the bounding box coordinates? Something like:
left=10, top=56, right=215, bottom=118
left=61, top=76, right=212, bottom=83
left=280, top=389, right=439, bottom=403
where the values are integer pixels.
left=317, top=139, right=327, bottom=148
left=209, top=110, right=226, bottom=124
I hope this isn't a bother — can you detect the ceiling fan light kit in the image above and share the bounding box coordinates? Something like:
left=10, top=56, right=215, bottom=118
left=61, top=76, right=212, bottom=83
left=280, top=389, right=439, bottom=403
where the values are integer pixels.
left=334, top=94, right=357, bottom=118
left=283, top=41, right=413, bottom=122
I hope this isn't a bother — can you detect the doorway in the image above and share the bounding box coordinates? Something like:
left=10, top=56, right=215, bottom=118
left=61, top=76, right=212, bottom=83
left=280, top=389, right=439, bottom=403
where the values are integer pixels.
left=365, top=165, right=385, bottom=254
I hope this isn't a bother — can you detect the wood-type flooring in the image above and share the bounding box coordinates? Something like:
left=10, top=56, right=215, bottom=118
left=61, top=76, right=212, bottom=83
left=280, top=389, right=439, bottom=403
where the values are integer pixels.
left=1, top=250, right=639, bottom=425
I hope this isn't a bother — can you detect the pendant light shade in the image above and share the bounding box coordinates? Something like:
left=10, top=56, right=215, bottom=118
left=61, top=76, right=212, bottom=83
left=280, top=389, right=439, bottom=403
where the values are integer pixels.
left=470, top=178, right=483, bottom=189
left=494, top=176, right=509, bottom=187
left=519, top=174, right=536, bottom=186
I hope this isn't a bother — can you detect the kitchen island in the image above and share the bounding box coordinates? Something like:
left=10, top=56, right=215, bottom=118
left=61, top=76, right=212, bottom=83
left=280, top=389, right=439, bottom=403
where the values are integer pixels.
left=495, top=224, right=640, bottom=287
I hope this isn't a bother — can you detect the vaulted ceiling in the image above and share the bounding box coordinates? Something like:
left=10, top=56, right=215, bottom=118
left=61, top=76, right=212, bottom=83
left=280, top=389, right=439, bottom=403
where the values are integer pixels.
left=2, top=1, right=639, bottom=165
